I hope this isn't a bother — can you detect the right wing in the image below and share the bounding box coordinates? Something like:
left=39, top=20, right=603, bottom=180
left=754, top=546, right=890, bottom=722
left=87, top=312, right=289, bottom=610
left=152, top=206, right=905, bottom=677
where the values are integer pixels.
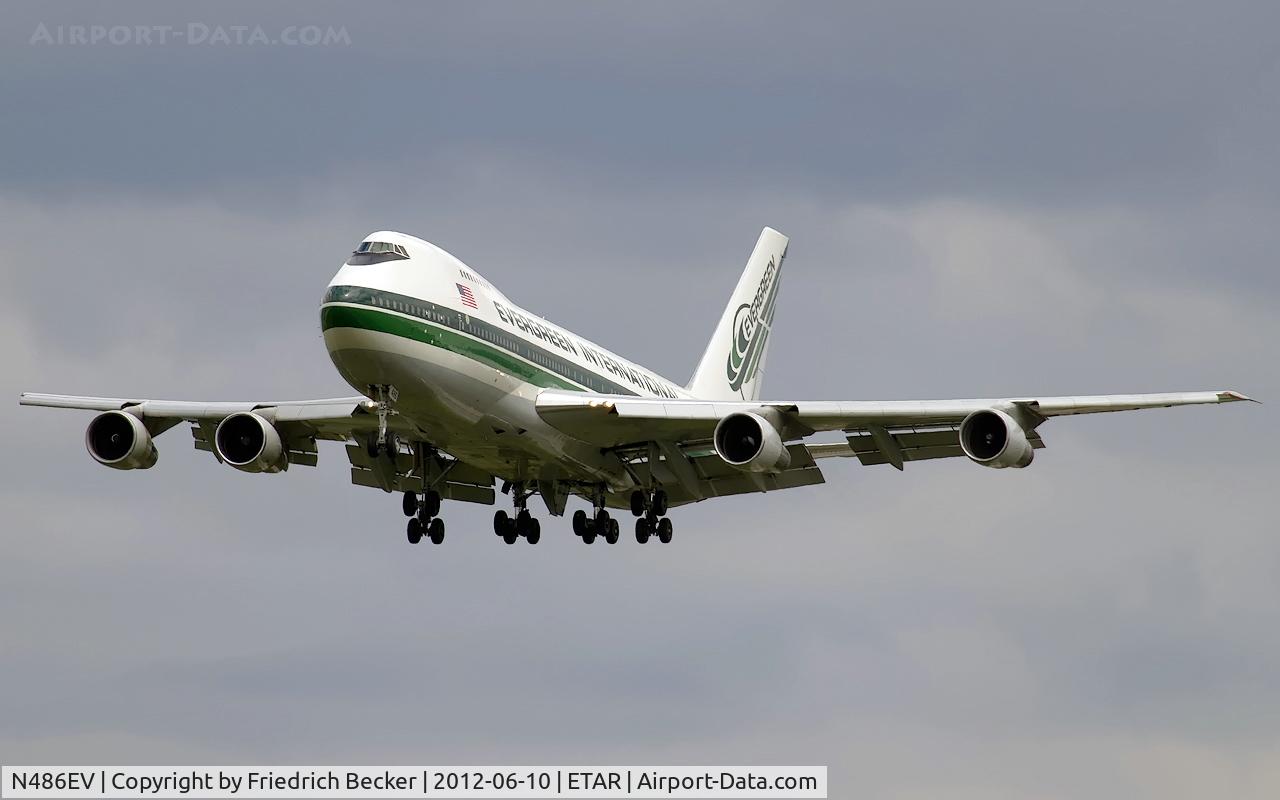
left=535, top=388, right=1253, bottom=504
left=534, top=389, right=1253, bottom=449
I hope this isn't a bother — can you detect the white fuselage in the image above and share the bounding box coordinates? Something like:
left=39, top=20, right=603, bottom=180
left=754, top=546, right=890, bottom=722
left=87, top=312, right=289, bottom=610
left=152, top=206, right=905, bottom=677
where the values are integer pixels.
left=321, top=231, right=688, bottom=493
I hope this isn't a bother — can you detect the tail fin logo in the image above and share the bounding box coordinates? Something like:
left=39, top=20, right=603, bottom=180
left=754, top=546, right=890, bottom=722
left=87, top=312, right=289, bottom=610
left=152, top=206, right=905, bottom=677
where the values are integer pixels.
left=725, top=252, right=783, bottom=393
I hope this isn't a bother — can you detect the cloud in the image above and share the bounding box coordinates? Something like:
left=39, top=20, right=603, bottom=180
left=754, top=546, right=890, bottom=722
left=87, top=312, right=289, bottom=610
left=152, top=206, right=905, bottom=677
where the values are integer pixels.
left=3, top=2, right=1278, bottom=203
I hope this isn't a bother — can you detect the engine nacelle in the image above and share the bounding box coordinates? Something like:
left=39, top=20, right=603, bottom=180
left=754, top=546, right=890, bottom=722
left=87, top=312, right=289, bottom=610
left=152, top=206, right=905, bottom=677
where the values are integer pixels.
left=713, top=411, right=792, bottom=473
left=959, top=408, right=1035, bottom=469
left=85, top=410, right=158, bottom=470
left=214, top=412, right=288, bottom=473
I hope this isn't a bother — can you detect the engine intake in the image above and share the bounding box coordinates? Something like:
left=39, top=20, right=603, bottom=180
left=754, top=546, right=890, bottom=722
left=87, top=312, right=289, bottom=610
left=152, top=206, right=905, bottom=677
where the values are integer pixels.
left=214, top=412, right=287, bottom=473
left=959, top=408, right=1034, bottom=469
left=85, top=410, right=157, bottom=470
left=713, top=411, right=792, bottom=473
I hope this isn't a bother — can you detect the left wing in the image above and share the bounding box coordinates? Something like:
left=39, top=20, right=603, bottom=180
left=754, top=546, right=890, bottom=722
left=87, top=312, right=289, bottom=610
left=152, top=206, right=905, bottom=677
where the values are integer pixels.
left=19, top=392, right=376, bottom=433
left=17, top=392, right=495, bottom=502
left=18, top=393, right=381, bottom=463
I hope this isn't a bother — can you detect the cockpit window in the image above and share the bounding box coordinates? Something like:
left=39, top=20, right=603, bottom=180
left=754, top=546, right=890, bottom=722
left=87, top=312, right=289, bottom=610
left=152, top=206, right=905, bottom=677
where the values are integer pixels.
left=355, top=241, right=408, bottom=256
left=347, top=240, right=409, bottom=265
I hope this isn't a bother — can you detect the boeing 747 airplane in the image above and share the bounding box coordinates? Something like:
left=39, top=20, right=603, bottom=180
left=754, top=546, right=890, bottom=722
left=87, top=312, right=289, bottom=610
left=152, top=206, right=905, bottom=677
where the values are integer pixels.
left=20, top=228, right=1252, bottom=546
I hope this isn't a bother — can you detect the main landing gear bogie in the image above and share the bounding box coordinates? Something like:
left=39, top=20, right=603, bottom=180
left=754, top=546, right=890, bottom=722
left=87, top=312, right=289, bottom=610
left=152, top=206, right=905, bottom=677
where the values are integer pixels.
left=630, top=488, right=674, bottom=544
left=493, top=509, right=541, bottom=545
left=572, top=504, right=622, bottom=545
left=634, top=515, right=672, bottom=544
left=403, top=489, right=445, bottom=545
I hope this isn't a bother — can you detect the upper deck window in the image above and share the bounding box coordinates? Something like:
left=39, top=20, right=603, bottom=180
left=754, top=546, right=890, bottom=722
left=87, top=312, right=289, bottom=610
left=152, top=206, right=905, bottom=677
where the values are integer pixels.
left=347, top=241, right=409, bottom=265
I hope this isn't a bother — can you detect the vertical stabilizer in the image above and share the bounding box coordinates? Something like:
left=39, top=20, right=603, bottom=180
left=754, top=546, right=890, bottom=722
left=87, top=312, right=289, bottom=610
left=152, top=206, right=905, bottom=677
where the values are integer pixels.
left=686, top=227, right=788, bottom=401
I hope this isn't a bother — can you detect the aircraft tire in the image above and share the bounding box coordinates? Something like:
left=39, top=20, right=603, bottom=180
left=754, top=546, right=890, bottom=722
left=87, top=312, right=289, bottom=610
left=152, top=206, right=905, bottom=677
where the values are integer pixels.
left=424, top=490, right=441, bottom=518
left=402, top=491, right=418, bottom=517
left=657, top=517, right=673, bottom=544
left=428, top=517, right=445, bottom=544
left=407, top=517, right=423, bottom=544
left=653, top=490, right=668, bottom=517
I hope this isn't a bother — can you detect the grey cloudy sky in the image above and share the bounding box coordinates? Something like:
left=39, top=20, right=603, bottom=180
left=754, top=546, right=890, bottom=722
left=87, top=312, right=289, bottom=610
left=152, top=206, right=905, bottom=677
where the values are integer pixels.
left=2, top=1, right=1278, bottom=797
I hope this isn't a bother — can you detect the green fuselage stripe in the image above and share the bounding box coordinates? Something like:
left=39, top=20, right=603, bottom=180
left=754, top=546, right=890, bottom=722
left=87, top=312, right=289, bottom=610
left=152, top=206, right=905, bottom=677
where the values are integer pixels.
left=321, top=305, right=588, bottom=391
left=319, top=285, right=653, bottom=396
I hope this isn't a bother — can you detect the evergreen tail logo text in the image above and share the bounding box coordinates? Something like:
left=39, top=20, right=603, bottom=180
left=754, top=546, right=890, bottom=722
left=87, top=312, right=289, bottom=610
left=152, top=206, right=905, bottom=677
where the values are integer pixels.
left=726, top=252, right=783, bottom=393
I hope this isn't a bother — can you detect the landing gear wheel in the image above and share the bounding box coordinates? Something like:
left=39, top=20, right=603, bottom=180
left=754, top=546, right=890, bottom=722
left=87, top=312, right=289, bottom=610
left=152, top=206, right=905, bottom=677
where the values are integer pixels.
left=406, top=517, right=423, bottom=544
left=502, top=522, right=518, bottom=545
left=526, top=519, right=541, bottom=545
left=605, top=518, right=620, bottom=544
left=423, top=490, right=441, bottom=518
left=653, top=489, right=668, bottom=517
left=572, top=509, right=587, bottom=536
left=657, top=517, right=673, bottom=544
left=630, top=490, right=645, bottom=517
left=402, top=491, right=418, bottom=517
left=516, top=509, right=532, bottom=534
left=594, top=509, right=611, bottom=533
left=427, top=517, right=445, bottom=544
left=582, top=526, right=597, bottom=544
left=635, top=517, right=652, bottom=544
left=494, top=510, right=510, bottom=536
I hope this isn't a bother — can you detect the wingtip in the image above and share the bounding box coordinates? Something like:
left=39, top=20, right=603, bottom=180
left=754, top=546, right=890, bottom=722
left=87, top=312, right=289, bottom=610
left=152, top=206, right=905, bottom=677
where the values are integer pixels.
left=1219, top=390, right=1259, bottom=404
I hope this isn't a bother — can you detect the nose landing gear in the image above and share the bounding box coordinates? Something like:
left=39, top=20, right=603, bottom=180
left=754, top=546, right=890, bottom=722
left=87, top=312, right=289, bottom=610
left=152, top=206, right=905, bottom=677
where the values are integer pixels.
left=366, top=384, right=400, bottom=458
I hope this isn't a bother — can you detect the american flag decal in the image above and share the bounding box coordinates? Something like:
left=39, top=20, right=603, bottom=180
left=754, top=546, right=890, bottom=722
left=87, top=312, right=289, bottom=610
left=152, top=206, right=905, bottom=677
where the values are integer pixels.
left=456, top=283, right=479, bottom=309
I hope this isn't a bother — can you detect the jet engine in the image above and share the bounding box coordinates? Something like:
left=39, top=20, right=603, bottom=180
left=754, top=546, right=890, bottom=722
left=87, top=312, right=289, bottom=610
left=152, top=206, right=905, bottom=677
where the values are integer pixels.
left=85, top=410, right=158, bottom=470
left=713, top=411, right=792, bottom=473
left=214, top=412, right=288, bottom=473
left=958, top=408, right=1034, bottom=469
